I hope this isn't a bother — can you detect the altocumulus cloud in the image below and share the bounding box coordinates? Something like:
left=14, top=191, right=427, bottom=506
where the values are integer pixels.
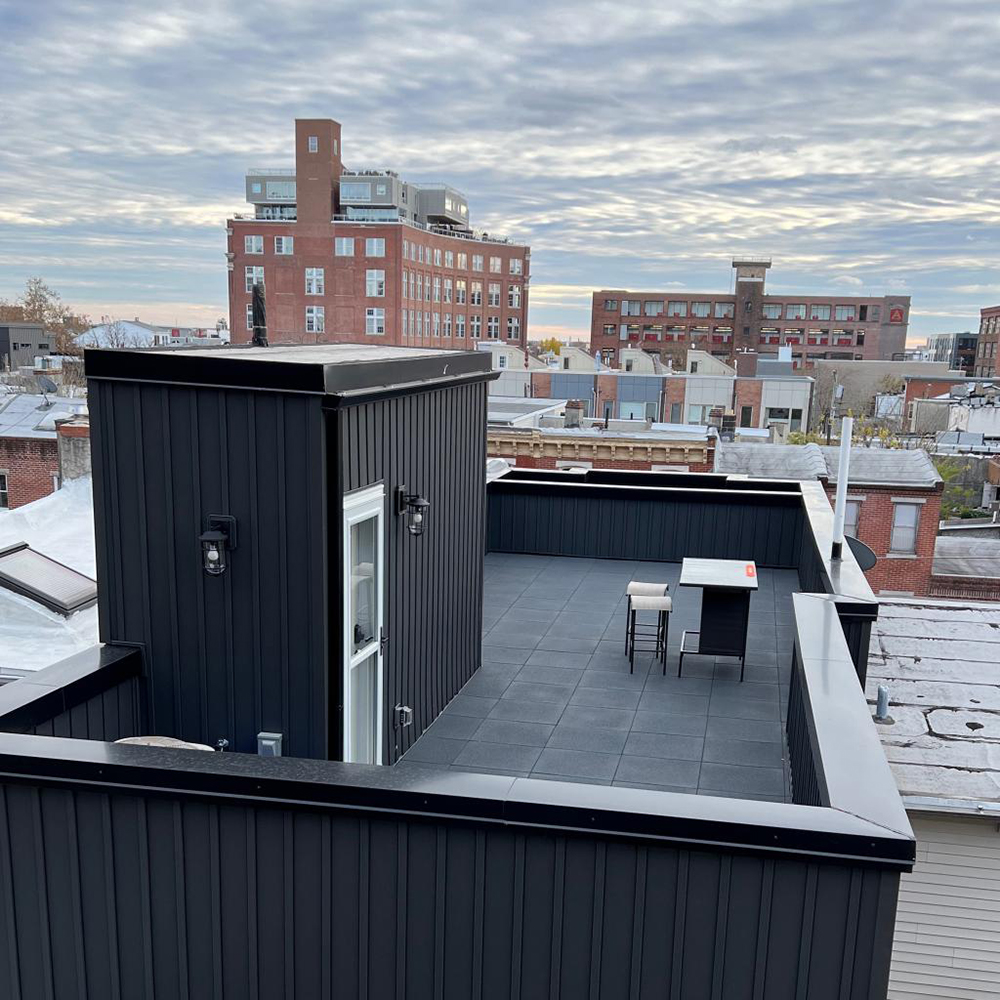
left=0, top=0, right=998, bottom=336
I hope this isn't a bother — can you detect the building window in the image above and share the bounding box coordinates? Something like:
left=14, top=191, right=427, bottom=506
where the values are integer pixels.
left=508, top=284, right=521, bottom=308
left=691, top=301, right=710, bottom=318
left=335, top=237, right=354, bottom=256
left=401, top=310, right=408, bottom=337
left=739, top=405, right=754, bottom=427
left=714, top=302, right=735, bottom=319
left=762, top=303, right=782, bottom=319
left=604, top=298, right=618, bottom=310
left=602, top=323, right=615, bottom=337
left=376, top=183, right=387, bottom=197
left=667, top=301, right=688, bottom=318
left=455, top=314, right=466, bottom=338
left=455, top=279, right=467, bottom=304
left=366, top=308, right=386, bottom=336
left=487, top=316, right=500, bottom=338
left=510, top=257, right=523, bottom=275
left=870, top=306, right=880, bottom=322
left=507, top=316, right=520, bottom=340
left=470, top=281, right=482, bottom=306
left=786, top=304, right=806, bottom=320
left=403, top=239, right=409, bottom=258
left=432, top=248, right=441, bottom=266
left=488, top=283, right=501, bottom=307
left=470, top=315, right=482, bottom=338
left=457, top=252, right=468, bottom=269
left=444, top=278, right=452, bottom=303
left=497, top=355, right=508, bottom=369
left=274, top=236, right=294, bottom=255
left=245, top=265, right=264, bottom=292
left=402, top=271, right=408, bottom=299
left=424, top=274, right=431, bottom=301
left=246, top=303, right=253, bottom=330
left=445, top=250, right=454, bottom=268
left=835, top=305, right=856, bottom=321
left=342, top=182, right=371, bottom=202
left=844, top=500, right=860, bottom=538
left=244, top=235, right=263, bottom=254
left=415, top=274, right=423, bottom=301
left=890, top=503, right=920, bottom=553
left=809, top=304, right=831, bottom=321
left=644, top=300, right=664, bottom=317
left=472, top=254, right=483, bottom=272
left=305, top=305, right=325, bottom=333
left=0, top=472, right=7, bottom=509
left=414, top=310, right=421, bottom=336
left=432, top=312, right=440, bottom=337
left=433, top=277, right=441, bottom=302
left=621, top=300, right=640, bottom=316
left=444, top=313, right=452, bottom=337
left=305, top=268, right=325, bottom=295
left=366, top=269, right=385, bottom=297
left=489, top=256, right=501, bottom=273
left=308, top=135, right=318, bottom=152
left=366, top=238, right=385, bottom=257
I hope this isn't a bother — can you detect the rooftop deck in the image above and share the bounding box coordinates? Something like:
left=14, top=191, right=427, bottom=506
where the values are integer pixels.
left=401, top=553, right=795, bottom=801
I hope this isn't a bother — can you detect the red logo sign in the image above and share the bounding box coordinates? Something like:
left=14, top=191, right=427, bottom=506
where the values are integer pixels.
left=746, top=564, right=756, bottom=578
left=889, top=307, right=905, bottom=324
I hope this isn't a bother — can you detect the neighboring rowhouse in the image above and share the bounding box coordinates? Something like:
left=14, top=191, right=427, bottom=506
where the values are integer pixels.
left=0, top=392, right=88, bottom=508
left=870, top=598, right=1000, bottom=998
left=715, top=443, right=943, bottom=595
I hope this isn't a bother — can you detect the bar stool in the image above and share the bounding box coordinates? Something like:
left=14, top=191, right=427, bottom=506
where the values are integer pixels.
left=624, top=582, right=670, bottom=654
left=626, top=593, right=672, bottom=674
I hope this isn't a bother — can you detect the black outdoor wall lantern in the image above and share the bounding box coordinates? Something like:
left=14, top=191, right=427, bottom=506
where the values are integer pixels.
left=199, top=515, right=237, bottom=576
left=395, top=486, right=430, bottom=536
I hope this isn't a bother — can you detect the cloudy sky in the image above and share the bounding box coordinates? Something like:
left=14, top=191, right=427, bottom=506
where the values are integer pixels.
left=1, top=0, right=998, bottom=342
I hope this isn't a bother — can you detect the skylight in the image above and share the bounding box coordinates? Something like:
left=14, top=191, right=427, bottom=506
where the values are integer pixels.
left=0, top=543, right=97, bottom=615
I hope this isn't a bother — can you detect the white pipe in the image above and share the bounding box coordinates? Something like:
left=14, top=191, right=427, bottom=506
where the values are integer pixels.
left=831, top=416, right=853, bottom=558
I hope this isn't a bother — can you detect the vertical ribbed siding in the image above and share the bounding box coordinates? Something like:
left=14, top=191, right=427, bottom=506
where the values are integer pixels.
left=336, top=381, right=487, bottom=764
left=89, top=380, right=328, bottom=758
left=26, top=675, right=142, bottom=741
left=0, top=781, right=900, bottom=1000
left=786, top=647, right=823, bottom=807
left=487, top=487, right=804, bottom=568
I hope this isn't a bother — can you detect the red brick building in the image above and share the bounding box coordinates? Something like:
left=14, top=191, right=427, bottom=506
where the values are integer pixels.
left=0, top=394, right=88, bottom=509
left=974, top=305, right=1000, bottom=378
left=715, top=443, right=942, bottom=596
left=591, top=258, right=910, bottom=370
left=227, top=119, right=530, bottom=347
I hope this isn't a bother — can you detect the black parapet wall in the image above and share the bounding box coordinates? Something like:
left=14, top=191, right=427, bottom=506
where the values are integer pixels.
left=85, top=344, right=494, bottom=761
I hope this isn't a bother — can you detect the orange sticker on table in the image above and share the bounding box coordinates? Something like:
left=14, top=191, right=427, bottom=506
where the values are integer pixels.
left=746, top=564, right=756, bottom=577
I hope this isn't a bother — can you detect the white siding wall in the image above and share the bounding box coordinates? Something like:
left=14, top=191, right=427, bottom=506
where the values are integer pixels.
left=889, top=814, right=1000, bottom=1000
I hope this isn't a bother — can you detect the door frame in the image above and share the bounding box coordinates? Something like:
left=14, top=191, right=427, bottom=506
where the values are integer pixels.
left=342, top=483, right=385, bottom=764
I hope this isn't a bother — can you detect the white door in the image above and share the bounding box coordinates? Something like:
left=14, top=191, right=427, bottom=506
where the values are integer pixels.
left=342, top=485, right=385, bottom=764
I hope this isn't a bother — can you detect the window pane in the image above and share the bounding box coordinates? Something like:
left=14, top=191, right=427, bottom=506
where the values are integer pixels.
left=349, top=652, right=377, bottom=764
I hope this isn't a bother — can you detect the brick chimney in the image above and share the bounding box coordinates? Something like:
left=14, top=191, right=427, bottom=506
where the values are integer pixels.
left=55, top=415, right=91, bottom=481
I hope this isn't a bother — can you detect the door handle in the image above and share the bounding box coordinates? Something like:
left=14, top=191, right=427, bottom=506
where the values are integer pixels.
left=380, top=629, right=389, bottom=654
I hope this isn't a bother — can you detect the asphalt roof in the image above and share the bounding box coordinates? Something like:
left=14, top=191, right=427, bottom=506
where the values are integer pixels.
left=715, top=442, right=942, bottom=487
left=0, top=393, right=87, bottom=440
left=869, top=598, right=1000, bottom=812
left=933, top=536, right=1000, bottom=578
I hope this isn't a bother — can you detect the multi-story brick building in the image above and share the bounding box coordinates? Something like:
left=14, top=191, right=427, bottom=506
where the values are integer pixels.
left=591, top=258, right=910, bottom=370
left=227, top=119, right=530, bottom=347
left=974, top=305, right=1000, bottom=378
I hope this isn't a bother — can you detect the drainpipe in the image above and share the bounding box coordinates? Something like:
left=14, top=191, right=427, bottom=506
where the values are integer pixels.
left=831, top=416, right=853, bottom=560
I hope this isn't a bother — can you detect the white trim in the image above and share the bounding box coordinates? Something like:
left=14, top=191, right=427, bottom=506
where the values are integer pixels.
left=846, top=493, right=867, bottom=501
left=891, top=496, right=926, bottom=505
left=342, top=483, right=385, bottom=765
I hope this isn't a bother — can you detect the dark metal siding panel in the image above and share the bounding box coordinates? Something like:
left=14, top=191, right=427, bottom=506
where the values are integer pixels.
left=0, top=782, right=900, bottom=999
left=89, top=380, right=328, bottom=757
left=488, top=489, right=804, bottom=568
left=27, top=675, right=142, bottom=742
left=337, top=381, right=487, bottom=764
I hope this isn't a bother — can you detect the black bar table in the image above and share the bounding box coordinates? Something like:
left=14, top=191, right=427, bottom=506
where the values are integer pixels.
left=677, top=558, right=758, bottom=680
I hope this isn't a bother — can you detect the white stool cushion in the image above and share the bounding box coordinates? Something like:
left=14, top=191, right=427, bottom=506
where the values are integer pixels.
left=627, top=581, right=668, bottom=597
left=629, top=594, right=672, bottom=612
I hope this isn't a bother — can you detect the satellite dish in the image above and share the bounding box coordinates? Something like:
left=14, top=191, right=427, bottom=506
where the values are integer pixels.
left=36, top=374, right=58, bottom=394
left=846, top=534, right=877, bottom=571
